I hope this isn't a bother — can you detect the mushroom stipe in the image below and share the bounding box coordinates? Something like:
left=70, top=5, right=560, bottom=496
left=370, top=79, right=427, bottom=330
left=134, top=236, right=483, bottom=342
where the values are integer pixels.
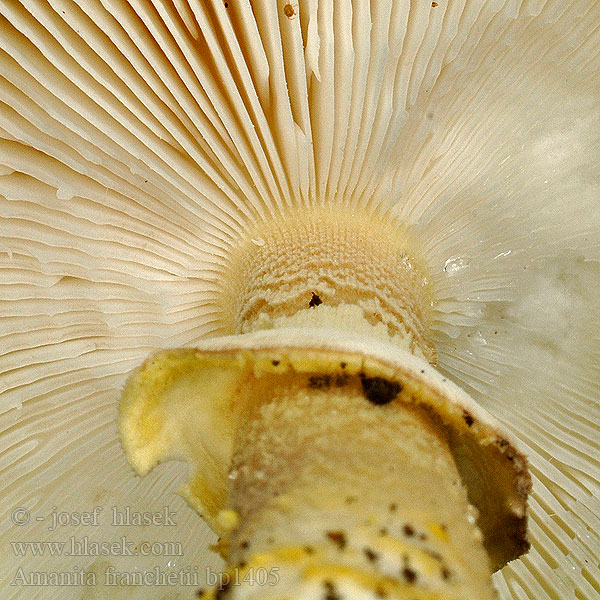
left=121, top=328, right=531, bottom=598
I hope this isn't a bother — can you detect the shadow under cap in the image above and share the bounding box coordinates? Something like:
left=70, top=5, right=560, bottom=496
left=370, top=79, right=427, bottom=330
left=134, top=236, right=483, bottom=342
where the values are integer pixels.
left=119, top=327, right=531, bottom=572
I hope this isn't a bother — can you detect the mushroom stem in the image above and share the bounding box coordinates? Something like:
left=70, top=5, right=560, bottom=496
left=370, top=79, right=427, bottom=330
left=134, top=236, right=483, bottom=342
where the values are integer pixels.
left=211, top=376, right=496, bottom=599
left=223, top=209, right=437, bottom=363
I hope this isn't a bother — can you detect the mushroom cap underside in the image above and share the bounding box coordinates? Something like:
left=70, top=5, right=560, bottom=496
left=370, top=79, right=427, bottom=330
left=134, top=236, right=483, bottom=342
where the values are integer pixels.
left=120, top=328, right=530, bottom=571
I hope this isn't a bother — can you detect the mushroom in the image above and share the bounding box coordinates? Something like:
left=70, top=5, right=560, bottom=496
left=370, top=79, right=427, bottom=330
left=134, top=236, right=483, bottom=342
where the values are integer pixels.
left=121, top=327, right=530, bottom=598
left=0, top=1, right=598, bottom=600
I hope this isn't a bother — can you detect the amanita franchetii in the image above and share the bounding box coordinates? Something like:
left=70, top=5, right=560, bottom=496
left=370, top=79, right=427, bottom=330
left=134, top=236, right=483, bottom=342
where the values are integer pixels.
left=121, top=208, right=531, bottom=599
left=0, top=1, right=598, bottom=599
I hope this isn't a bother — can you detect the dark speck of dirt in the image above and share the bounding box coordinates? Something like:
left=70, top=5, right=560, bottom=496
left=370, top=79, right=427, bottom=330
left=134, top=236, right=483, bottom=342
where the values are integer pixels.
left=325, top=530, right=347, bottom=549
left=309, top=375, right=331, bottom=389
left=463, top=410, right=474, bottom=427
left=360, top=375, right=402, bottom=405
left=323, top=580, right=342, bottom=600
left=309, top=292, right=323, bottom=307
left=402, top=567, right=417, bottom=584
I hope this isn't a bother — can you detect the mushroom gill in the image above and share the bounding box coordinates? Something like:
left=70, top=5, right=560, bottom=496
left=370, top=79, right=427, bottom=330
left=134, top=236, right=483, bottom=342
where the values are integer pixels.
left=0, top=2, right=598, bottom=600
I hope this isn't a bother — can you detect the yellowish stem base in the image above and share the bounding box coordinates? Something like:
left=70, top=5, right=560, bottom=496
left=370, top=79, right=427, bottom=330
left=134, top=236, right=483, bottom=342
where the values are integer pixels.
left=208, top=378, right=496, bottom=599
